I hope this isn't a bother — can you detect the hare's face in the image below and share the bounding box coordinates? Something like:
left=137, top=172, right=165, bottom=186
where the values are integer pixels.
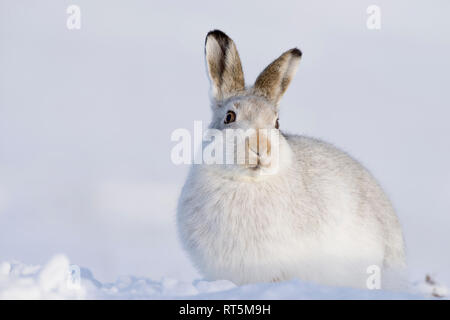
left=209, top=95, right=288, bottom=177
left=204, top=30, right=301, bottom=178
left=211, top=96, right=278, bottom=132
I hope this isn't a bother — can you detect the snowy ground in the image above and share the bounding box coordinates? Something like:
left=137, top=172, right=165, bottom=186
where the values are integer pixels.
left=0, top=255, right=447, bottom=299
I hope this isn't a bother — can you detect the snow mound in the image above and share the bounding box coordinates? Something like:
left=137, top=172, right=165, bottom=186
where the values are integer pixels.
left=0, top=255, right=85, bottom=299
left=0, top=255, right=445, bottom=300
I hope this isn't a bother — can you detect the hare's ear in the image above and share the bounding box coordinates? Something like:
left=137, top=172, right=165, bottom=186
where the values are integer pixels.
left=253, top=48, right=302, bottom=106
left=205, top=30, right=245, bottom=103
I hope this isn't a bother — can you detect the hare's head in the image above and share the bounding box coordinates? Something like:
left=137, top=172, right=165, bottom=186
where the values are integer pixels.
left=204, top=30, right=301, bottom=179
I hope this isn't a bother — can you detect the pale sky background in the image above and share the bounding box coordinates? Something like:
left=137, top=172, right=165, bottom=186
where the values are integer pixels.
left=0, top=0, right=449, bottom=283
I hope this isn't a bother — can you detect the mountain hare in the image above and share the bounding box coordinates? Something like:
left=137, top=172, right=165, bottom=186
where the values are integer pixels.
left=177, top=30, right=406, bottom=288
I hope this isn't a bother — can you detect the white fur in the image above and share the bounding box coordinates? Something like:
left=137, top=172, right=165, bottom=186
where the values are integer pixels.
left=177, top=32, right=406, bottom=289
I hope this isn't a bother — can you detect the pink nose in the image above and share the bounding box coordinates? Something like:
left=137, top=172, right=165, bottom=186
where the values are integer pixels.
left=246, top=129, right=272, bottom=167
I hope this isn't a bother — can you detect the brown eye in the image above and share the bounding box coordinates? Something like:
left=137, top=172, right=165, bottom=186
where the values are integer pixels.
left=275, top=118, right=279, bottom=129
left=224, top=111, right=236, bottom=124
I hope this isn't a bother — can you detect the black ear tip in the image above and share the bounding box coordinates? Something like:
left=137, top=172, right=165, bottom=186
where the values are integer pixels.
left=206, top=29, right=231, bottom=44
left=291, top=48, right=302, bottom=58
left=207, top=29, right=228, bottom=38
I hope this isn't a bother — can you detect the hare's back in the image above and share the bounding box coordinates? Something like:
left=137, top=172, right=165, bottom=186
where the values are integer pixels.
left=285, top=134, right=404, bottom=265
left=285, top=133, right=400, bottom=234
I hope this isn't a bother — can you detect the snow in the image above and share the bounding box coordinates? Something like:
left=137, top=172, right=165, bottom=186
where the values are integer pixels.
left=1, top=1, right=450, bottom=300
left=0, top=255, right=446, bottom=300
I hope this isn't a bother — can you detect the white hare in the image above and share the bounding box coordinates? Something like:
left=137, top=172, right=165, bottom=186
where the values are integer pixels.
left=177, top=30, right=406, bottom=288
